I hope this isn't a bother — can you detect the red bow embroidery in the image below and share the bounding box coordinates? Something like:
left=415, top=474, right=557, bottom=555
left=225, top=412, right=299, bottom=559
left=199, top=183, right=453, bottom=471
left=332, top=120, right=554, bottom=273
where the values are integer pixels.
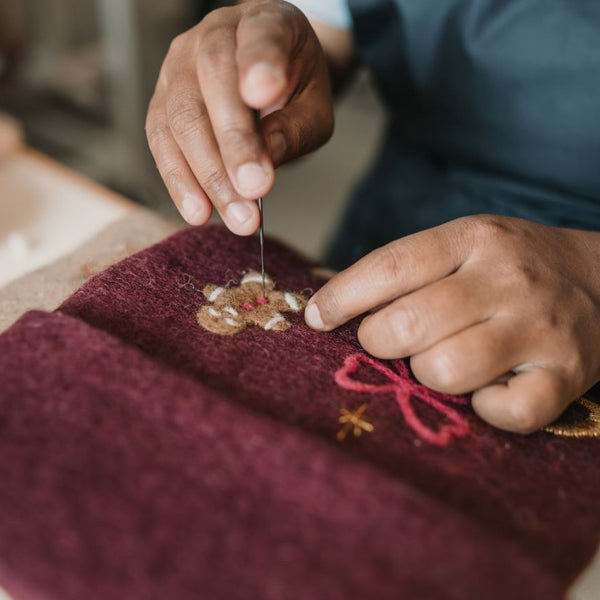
left=335, top=354, right=471, bottom=446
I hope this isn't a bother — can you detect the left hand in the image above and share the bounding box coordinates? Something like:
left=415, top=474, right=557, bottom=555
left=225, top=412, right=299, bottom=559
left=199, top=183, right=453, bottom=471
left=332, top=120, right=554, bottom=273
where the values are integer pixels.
left=305, top=215, right=600, bottom=433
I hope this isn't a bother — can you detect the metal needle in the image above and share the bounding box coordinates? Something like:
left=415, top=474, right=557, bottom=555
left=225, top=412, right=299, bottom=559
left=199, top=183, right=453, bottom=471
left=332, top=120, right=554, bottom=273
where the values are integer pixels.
left=258, top=196, right=266, bottom=298
left=253, top=108, right=266, bottom=299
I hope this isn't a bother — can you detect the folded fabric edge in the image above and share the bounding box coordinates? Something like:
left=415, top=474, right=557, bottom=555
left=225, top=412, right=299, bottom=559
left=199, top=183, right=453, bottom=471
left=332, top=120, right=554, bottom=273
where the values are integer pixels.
left=0, top=309, right=564, bottom=599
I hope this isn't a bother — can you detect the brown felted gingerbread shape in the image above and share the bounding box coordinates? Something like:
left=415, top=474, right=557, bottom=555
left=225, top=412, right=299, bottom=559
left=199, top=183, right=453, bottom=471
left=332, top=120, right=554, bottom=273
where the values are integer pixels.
left=196, top=271, right=307, bottom=335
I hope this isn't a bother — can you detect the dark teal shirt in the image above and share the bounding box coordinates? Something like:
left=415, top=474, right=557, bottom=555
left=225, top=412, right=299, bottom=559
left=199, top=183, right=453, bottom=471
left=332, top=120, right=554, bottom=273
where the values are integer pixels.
left=327, top=0, right=600, bottom=268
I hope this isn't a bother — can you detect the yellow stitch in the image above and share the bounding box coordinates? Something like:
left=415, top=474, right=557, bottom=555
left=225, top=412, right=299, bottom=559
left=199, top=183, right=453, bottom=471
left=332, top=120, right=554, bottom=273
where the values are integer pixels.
left=336, top=403, right=374, bottom=442
left=544, top=397, right=600, bottom=439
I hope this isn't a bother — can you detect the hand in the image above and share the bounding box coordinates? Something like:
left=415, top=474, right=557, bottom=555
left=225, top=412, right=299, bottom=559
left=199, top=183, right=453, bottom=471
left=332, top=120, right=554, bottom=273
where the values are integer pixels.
left=305, top=215, right=600, bottom=433
left=146, top=0, right=334, bottom=234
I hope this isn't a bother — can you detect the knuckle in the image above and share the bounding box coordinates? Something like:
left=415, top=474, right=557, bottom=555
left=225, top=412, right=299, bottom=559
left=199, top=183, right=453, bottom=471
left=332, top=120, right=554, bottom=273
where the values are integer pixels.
left=469, top=214, right=513, bottom=243
left=536, top=299, right=567, bottom=332
left=220, top=121, right=257, bottom=149
left=506, top=260, right=539, bottom=291
left=395, top=305, right=426, bottom=349
left=420, top=349, right=463, bottom=393
left=529, top=306, right=571, bottom=342
left=199, top=7, right=228, bottom=32
left=162, top=165, right=187, bottom=192
left=167, top=94, right=205, bottom=138
left=200, top=167, right=235, bottom=203
left=167, top=32, right=188, bottom=57
left=372, top=243, right=405, bottom=285
left=199, top=29, right=234, bottom=74
left=246, top=1, right=300, bottom=33
left=145, top=121, right=168, bottom=155
left=496, top=260, right=546, bottom=305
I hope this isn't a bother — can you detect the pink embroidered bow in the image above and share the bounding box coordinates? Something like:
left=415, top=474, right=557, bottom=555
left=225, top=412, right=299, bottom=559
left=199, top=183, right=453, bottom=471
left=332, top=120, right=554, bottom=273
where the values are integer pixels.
left=335, top=354, right=471, bottom=446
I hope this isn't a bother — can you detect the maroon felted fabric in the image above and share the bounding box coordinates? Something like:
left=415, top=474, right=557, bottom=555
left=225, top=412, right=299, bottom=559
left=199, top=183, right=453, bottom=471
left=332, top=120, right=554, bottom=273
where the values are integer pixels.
left=0, top=224, right=598, bottom=598
left=0, top=311, right=558, bottom=600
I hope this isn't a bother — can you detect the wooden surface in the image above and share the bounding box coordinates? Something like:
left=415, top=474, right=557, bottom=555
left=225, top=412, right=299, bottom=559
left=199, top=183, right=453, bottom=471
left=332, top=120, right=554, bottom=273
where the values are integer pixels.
left=0, top=207, right=181, bottom=333
left=0, top=110, right=182, bottom=333
left=0, top=127, right=136, bottom=286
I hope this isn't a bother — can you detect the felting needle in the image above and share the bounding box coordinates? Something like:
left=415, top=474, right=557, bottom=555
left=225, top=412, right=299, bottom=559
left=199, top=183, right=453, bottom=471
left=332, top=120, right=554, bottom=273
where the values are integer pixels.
left=252, top=108, right=266, bottom=299
left=258, top=196, right=266, bottom=299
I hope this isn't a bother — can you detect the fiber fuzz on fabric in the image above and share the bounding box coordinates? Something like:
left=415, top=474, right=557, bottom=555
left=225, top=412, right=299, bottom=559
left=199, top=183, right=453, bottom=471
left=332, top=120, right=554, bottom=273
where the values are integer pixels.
left=196, top=270, right=306, bottom=335
left=0, top=225, right=598, bottom=599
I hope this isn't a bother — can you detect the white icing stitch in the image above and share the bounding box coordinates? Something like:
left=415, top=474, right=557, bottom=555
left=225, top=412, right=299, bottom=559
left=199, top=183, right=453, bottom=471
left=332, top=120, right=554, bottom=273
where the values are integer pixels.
left=264, top=313, right=284, bottom=330
left=208, top=308, right=221, bottom=317
left=224, top=317, right=240, bottom=327
left=225, top=306, right=238, bottom=316
left=208, top=287, right=225, bottom=302
left=241, top=273, right=273, bottom=285
left=284, top=292, right=300, bottom=311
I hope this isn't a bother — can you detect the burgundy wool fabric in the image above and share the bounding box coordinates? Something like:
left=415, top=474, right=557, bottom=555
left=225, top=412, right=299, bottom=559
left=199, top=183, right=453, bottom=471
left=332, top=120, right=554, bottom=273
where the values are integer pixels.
left=0, top=224, right=598, bottom=599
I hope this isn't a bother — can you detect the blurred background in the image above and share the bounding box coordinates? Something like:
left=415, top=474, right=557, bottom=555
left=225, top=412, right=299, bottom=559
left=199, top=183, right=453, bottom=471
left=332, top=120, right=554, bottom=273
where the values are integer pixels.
left=0, top=0, right=384, bottom=274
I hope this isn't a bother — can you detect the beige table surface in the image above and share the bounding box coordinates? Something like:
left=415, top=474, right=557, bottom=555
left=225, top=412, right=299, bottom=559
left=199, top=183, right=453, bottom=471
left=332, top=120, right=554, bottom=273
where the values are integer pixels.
left=0, top=111, right=181, bottom=331
left=0, top=207, right=181, bottom=332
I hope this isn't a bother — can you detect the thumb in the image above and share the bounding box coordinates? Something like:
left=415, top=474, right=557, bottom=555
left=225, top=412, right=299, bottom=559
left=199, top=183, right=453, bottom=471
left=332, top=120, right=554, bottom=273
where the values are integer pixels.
left=260, top=82, right=334, bottom=166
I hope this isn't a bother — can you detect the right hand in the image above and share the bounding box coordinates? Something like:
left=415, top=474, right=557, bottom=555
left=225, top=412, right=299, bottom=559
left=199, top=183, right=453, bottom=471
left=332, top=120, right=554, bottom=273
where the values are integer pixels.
left=146, top=0, right=334, bottom=235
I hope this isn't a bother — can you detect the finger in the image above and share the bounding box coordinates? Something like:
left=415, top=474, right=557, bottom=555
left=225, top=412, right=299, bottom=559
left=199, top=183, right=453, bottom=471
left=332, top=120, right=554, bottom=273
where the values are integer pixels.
left=471, top=368, right=572, bottom=434
left=236, top=3, right=333, bottom=166
left=260, top=76, right=334, bottom=167
left=357, top=269, right=496, bottom=359
left=197, top=20, right=274, bottom=202
left=146, top=96, right=212, bottom=225
left=237, top=2, right=307, bottom=109
left=409, top=318, right=524, bottom=395
left=164, top=72, right=259, bottom=235
left=305, top=220, right=472, bottom=331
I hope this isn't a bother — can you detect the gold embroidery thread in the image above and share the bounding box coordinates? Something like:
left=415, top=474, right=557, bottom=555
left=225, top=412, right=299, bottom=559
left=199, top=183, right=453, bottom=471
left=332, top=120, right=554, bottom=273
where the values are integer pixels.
left=544, top=397, right=600, bottom=439
left=336, top=403, right=375, bottom=441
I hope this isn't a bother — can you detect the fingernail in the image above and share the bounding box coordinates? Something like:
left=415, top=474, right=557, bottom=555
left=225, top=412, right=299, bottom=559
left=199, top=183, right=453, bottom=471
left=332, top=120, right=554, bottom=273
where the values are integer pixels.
left=226, top=201, right=254, bottom=228
left=181, top=194, right=204, bottom=225
left=236, top=162, right=269, bottom=197
left=246, top=62, right=284, bottom=91
left=305, top=302, right=325, bottom=331
left=269, top=131, right=287, bottom=165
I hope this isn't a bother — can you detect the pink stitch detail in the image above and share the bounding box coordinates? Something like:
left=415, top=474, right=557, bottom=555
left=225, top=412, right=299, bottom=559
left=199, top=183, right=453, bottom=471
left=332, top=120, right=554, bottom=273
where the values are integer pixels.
left=256, top=297, right=268, bottom=305
left=334, top=354, right=470, bottom=446
left=243, top=302, right=255, bottom=311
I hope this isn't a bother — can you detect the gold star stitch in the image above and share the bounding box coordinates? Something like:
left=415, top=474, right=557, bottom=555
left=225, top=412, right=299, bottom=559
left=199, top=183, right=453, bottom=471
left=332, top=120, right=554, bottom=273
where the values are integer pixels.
left=544, top=397, right=600, bottom=438
left=336, top=403, right=375, bottom=442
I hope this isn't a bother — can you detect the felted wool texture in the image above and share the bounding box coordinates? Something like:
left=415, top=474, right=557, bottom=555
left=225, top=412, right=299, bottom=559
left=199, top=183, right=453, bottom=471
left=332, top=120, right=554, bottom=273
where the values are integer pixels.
left=0, top=311, right=560, bottom=600
left=196, top=270, right=307, bottom=334
left=56, top=224, right=600, bottom=590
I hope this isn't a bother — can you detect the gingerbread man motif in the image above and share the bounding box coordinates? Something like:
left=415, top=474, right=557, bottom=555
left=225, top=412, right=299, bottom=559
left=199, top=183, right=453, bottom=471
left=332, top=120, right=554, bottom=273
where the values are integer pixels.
left=196, top=271, right=307, bottom=335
